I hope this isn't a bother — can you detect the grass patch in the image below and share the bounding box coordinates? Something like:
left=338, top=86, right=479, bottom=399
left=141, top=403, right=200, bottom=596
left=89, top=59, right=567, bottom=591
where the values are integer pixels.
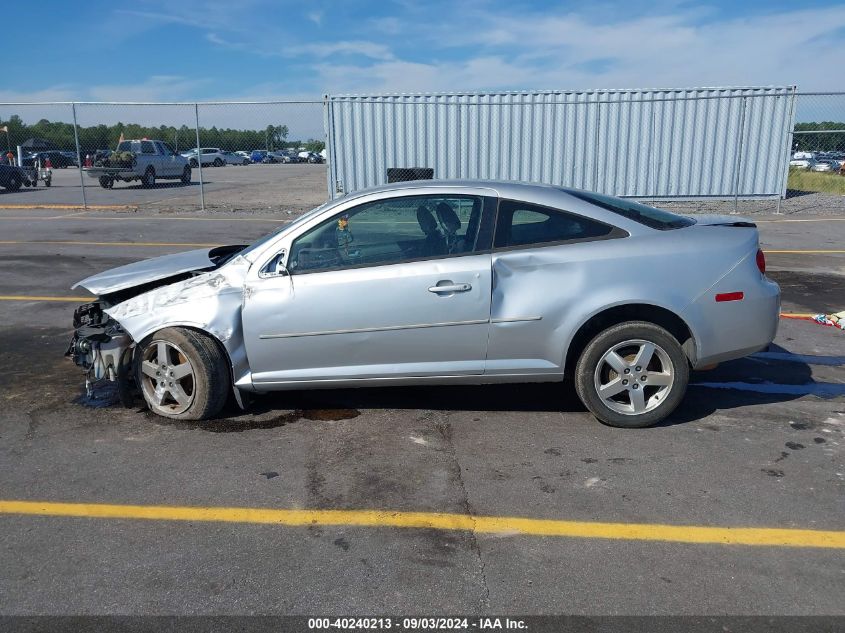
left=787, top=168, right=845, bottom=195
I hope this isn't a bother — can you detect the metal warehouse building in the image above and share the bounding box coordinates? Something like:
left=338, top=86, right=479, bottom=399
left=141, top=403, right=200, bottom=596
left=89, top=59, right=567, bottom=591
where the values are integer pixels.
left=325, top=86, right=796, bottom=200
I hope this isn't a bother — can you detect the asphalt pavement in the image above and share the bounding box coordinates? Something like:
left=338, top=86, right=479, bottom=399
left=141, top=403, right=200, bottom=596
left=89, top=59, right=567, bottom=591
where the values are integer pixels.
left=0, top=207, right=842, bottom=616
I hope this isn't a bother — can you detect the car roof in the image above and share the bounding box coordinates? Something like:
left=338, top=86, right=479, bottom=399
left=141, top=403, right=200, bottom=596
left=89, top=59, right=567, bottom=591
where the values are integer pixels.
left=338, top=179, right=565, bottom=201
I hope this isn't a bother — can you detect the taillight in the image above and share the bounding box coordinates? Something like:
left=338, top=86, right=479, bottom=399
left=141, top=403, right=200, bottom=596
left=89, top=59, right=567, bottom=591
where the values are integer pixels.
left=756, top=249, right=766, bottom=275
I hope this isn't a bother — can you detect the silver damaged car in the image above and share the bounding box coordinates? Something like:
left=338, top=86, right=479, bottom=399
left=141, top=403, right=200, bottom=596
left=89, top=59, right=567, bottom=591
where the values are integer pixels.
left=67, top=181, right=780, bottom=428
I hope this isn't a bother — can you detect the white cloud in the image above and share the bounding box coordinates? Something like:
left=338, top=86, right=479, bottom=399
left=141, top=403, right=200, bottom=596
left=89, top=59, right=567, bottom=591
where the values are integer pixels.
left=87, top=76, right=213, bottom=102
left=307, top=10, right=324, bottom=26
left=316, top=5, right=845, bottom=94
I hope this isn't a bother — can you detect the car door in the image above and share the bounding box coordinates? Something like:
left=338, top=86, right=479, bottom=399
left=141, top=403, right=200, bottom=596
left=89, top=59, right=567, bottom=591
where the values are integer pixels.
left=241, top=192, right=496, bottom=387
left=156, top=141, right=179, bottom=176
left=486, top=198, right=627, bottom=375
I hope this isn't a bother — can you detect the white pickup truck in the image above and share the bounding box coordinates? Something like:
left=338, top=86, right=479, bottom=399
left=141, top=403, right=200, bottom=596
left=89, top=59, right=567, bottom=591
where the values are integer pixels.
left=84, top=139, right=192, bottom=188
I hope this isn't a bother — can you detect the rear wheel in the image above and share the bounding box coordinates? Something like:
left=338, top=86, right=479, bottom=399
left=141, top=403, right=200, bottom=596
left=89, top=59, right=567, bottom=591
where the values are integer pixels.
left=137, top=327, right=229, bottom=420
left=213, top=158, right=224, bottom=167
left=574, top=321, right=689, bottom=428
left=5, top=173, right=22, bottom=191
left=98, top=176, right=113, bottom=189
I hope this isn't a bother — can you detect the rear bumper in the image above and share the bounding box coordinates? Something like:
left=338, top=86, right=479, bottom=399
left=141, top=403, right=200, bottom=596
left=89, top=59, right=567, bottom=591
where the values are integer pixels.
left=683, top=277, right=780, bottom=369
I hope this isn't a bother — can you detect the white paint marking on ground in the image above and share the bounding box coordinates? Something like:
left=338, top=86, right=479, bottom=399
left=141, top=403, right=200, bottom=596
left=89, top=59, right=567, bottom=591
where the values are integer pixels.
left=584, top=477, right=603, bottom=488
left=409, top=436, right=429, bottom=445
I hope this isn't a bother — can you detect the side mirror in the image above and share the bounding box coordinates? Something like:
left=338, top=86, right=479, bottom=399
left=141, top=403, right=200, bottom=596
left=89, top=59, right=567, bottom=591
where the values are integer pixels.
left=259, top=251, right=289, bottom=278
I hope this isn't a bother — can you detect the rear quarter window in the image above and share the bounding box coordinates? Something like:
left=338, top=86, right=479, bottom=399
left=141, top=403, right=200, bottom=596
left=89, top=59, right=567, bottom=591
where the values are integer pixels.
left=494, top=200, right=621, bottom=249
left=565, top=190, right=695, bottom=230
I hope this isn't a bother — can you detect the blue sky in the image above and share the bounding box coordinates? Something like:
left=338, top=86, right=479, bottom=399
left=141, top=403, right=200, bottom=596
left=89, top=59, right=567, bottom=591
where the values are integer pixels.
left=3, top=0, right=845, bottom=103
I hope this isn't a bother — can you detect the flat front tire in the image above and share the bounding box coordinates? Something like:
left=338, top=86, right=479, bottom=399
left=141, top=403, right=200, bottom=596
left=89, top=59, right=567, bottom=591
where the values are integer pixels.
left=574, top=321, right=689, bottom=428
left=137, top=327, right=229, bottom=420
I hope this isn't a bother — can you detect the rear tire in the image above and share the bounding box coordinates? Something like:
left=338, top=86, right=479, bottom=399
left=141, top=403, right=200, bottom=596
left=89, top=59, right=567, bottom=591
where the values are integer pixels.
left=137, top=327, right=229, bottom=421
left=574, top=321, right=689, bottom=428
left=5, top=174, right=22, bottom=191
left=213, top=158, right=224, bottom=167
left=98, top=176, right=113, bottom=189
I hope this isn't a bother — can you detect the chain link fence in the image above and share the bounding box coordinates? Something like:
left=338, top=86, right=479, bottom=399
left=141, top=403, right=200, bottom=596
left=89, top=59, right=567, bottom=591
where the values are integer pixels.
left=0, top=100, right=326, bottom=214
left=1, top=92, right=844, bottom=217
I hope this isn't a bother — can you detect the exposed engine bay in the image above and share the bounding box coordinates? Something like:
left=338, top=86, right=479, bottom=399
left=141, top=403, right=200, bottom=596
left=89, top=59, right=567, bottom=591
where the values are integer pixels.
left=66, top=301, right=133, bottom=401
left=66, top=244, right=248, bottom=405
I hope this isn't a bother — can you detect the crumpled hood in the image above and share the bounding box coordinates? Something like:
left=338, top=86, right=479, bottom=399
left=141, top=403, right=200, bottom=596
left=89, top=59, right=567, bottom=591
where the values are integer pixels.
left=73, top=248, right=217, bottom=295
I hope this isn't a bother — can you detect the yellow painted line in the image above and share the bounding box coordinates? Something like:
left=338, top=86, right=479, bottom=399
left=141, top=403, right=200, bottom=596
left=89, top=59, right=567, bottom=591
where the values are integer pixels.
left=0, top=295, right=93, bottom=302
left=0, top=204, right=137, bottom=210
left=0, top=500, right=842, bottom=549
left=765, top=249, right=845, bottom=254
left=0, top=215, right=285, bottom=223
left=0, top=240, right=222, bottom=248
left=781, top=312, right=816, bottom=318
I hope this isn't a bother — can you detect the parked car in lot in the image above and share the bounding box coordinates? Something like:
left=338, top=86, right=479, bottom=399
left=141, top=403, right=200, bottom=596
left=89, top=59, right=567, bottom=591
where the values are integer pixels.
left=68, top=180, right=779, bottom=428
left=181, top=147, right=226, bottom=167
left=789, top=157, right=816, bottom=170
left=235, top=151, right=252, bottom=162
left=298, top=151, right=323, bottom=163
left=261, top=151, right=287, bottom=164
left=21, top=150, right=76, bottom=169
left=250, top=150, right=268, bottom=163
left=811, top=160, right=838, bottom=172
left=84, top=139, right=191, bottom=188
left=222, top=151, right=250, bottom=165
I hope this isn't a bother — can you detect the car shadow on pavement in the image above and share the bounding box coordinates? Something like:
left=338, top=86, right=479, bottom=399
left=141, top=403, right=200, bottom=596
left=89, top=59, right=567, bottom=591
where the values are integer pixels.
left=117, top=182, right=204, bottom=191
left=669, top=342, right=839, bottom=426
left=233, top=344, right=835, bottom=428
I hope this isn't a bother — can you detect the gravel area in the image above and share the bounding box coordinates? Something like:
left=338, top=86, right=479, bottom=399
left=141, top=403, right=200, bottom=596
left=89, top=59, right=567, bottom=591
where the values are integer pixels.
left=651, top=191, right=845, bottom=216
left=5, top=165, right=844, bottom=218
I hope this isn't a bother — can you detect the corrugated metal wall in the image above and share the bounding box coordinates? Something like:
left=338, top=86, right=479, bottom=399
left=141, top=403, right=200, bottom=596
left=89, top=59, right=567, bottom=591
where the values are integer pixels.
left=325, top=86, right=796, bottom=199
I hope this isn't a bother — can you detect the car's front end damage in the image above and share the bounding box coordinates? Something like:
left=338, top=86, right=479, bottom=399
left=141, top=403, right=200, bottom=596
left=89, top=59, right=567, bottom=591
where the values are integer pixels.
left=66, top=245, right=251, bottom=406
left=66, top=301, right=134, bottom=400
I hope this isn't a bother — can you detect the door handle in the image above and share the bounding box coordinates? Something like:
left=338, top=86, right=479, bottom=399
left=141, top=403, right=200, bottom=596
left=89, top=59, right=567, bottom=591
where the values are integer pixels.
left=428, top=282, right=472, bottom=294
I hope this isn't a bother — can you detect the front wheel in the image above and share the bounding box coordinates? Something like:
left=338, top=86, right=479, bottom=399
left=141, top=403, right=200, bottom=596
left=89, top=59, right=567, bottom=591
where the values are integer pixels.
left=213, top=158, right=224, bottom=167
left=141, top=167, right=156, bottom=188
left=98, top=176, right=113, bottom=189
left=181, top=165, right=192, bottom=184
left=574, top=321, right=689, bottom=428
left=137, top=327, right=229, bottom=420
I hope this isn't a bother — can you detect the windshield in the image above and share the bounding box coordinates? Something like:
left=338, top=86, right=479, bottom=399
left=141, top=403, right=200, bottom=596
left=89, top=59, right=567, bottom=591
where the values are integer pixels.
left=237, top=200, right=340, bottom=262
left=564, top=189, right=695, bottom=230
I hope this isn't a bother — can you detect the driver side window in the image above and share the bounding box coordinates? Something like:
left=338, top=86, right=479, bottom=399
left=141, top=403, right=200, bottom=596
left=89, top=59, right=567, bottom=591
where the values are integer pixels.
left=288, top=194, right=484, bottom=274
